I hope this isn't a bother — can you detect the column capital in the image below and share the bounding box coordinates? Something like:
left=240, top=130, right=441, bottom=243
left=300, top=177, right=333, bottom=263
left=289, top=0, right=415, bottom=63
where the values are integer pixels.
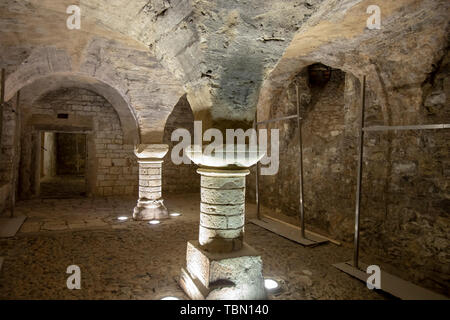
left=185, top=144, right=265, bottom=169
left=134, top=144, right=169, bottom=160
left=197, top=168, right=249, bottom=177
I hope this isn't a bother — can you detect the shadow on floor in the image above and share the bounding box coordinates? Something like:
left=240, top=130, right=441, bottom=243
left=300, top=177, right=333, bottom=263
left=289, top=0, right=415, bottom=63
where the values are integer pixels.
left=40, top=175, right=86, bottom=199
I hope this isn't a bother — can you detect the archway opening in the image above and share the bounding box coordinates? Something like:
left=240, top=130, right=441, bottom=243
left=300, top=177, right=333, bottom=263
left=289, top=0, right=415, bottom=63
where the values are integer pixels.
left=19, top=87, right=138, bottom=199
left=162, top=94, right=199, bottom=194
left=250, top=63, right=360, bottom=239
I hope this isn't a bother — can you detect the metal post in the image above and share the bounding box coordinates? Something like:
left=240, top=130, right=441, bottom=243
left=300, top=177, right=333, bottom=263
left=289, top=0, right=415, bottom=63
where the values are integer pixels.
left=1, top=69, right=5, bottom=158
left=254, top=112, right=261, bottom=220
left=364, top=124, right=450, bottom=132
left=0, top=69, right=4, bottom=102
left=76, top=134, right=80, bottom=174
left=257, top=115, right=297, bottom=125
left=296, top=84, right=306, bottom=238
left=353, top=75, right=366, bottom=269
left=10, top=91, right=20, bottom=218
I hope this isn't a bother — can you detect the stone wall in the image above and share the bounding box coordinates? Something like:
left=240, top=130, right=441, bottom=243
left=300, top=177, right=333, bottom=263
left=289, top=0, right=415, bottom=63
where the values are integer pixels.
left=249, top=69, right=356, bottom=230
left=0, top=100, right=18, bottom=213
left=24, top=88, right=138, bottom=197
left=163, top=95, right=200, bottom=194
left=42, top=132, right=56, bottom=177
left=0, top=101, right=16, bottom=184
left=249, top=56, right=450, bottom=294
left=362, top=51, right=449, bottom=294
left=0, top=183, right=9, bottom=215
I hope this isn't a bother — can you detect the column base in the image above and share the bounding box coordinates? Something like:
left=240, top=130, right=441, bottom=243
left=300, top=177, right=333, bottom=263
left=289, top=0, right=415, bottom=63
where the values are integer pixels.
left=133, top=199, right=169, bottom=220
left=179, top=240, right=266, bottom=300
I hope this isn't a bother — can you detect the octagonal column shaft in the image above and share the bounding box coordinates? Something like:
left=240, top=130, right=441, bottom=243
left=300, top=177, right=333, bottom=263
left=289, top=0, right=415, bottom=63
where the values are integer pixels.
left=199, top=168, right=248, bottom=253
left=133, top=144, right=169, bottom=220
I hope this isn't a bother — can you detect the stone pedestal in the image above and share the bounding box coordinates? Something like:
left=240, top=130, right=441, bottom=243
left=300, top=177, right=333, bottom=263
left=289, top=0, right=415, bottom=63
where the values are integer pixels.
left=133, top=144, right=169, bottom=221
left=180, top=240, right=265, bottom=300
left=179, top=144, right=266, bottom=300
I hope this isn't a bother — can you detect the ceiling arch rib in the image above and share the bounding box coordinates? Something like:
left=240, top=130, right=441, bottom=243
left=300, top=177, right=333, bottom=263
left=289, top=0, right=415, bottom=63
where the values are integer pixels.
left=19, top=73, right=140, bottom=145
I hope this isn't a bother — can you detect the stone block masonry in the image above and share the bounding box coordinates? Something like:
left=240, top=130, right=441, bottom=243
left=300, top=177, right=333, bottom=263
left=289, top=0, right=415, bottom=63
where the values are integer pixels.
left=199, top=173, right=246, bottom=253
left=0, top=101, right=17, bottom=185
left=133, top=144, right=169, bottom=220
left=27, top=88, right=138, bottom=197
left=0, top=100, right=19, bottom=213
left=249, top=59, right=450, bottom=295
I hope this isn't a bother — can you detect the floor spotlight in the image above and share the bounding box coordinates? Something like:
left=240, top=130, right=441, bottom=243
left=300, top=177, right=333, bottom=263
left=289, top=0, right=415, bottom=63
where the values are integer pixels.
left=161, top=296, right=180, bottom=300
left=117, top=216, right=128, bottom=221
left=264, top=278, right=280, bottom=292
left=170, top=212, right=181, bottom=217
left=149, top=220, right=161, bottom=225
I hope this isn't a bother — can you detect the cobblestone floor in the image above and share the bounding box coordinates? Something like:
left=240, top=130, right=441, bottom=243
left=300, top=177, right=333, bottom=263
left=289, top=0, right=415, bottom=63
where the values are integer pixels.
left=0, top=194, right=387, bottom=300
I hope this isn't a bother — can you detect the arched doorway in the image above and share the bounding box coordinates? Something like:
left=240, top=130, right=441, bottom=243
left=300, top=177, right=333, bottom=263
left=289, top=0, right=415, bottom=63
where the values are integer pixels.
left=19, top=86, right=139, bottom=199
left=252, top=63, right=361, bottom=240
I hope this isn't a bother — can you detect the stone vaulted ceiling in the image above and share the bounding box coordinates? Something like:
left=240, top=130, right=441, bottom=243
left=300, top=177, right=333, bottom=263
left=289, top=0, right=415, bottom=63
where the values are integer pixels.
left=1, top=0, right=449, bottom=138
left=137, top=0, right=326, bottom=129
left=258, top=0, right=450, bottom=126
left=0, top=0, right=326, bottom=137
left=0, top=0, right=186, bottom=144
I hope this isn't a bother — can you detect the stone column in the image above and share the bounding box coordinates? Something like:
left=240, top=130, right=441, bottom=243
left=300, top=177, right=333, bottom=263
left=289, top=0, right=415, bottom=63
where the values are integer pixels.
left=198, top=168, right=247, bottom=253
left=180, top=144, right=266, bottom=300
left=133, top=144, right=169, bottom=221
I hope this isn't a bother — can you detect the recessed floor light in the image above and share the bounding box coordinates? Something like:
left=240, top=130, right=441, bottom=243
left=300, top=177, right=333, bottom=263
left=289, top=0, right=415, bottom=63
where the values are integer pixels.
left=149, top=220, right=161, bottom=225
left=117, top=216, right=128, bottom=221
left=170, top=213, right=181, bottom=217
left=161, top=296, right=179, bottom=300
left=264, top=278, right=280, bottom=291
